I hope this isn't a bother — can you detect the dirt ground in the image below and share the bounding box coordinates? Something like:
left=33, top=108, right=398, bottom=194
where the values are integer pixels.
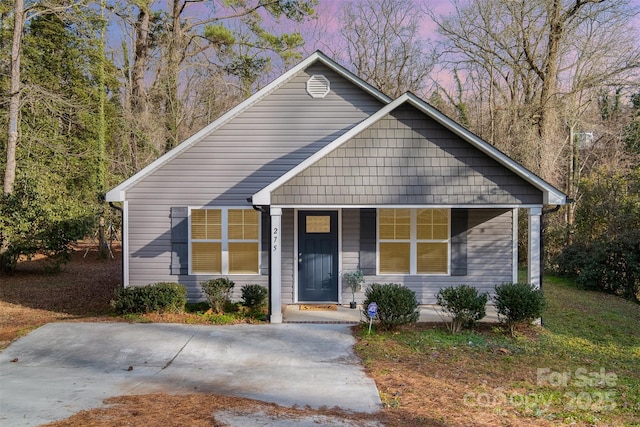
left=0, top=245, right=561, bottom=426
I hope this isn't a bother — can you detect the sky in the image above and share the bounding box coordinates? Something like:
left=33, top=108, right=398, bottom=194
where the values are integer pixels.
left=105, top=0, right=640, bottom=95
left=291, top=0, right=640, bottom=93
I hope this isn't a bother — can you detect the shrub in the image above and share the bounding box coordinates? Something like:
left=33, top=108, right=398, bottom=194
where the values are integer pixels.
left=201, top=278, right=235, bottom=313
left=493, top=282, right=545, bottom=336
left=363, top=283, right=419, bottom=330
left=111, top=282, right=187, bottom=314
left=0, top=170, right=96, bottom=273
left=436, top=285, right=487, bottom=333
left=554, top=233, right=640, bottom=303
left=241, top=284, right=268, bottom=308
left=343, top=270, right=365, bottom=303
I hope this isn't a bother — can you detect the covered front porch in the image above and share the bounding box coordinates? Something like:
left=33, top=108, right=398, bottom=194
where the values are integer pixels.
left=267, top=206, right=543, bottom=324
left=282, top=304, right=500, bottom=324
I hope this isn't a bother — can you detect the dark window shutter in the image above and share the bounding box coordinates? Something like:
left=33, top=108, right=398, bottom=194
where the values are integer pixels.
left=360, top=209, right=377, bottom=275
left=170, top=207, right=188, bottom=275
left=450, top=209, right=468, bottom=276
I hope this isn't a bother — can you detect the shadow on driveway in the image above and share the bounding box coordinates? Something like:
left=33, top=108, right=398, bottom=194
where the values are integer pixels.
left=0, top=323, right=381, bottom=426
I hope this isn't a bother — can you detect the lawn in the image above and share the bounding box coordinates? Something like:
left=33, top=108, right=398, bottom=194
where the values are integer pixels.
left=354, top=276, right=640, bottom=426
left=1, top=247, right=639, bottom=426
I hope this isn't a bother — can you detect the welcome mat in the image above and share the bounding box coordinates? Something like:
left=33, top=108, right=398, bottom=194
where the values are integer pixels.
left=299, top=304, right=338, bottom=311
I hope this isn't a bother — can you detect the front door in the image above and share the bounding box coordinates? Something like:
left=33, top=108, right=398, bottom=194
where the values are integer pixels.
left=298, top=211, right=338, bottom=302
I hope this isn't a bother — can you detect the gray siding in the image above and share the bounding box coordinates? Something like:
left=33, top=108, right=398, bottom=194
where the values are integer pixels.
left=281, top=209, right=295, bottom=304
left=125, top=63, right=384, bottom=297
left=341, top=209, right=361, bottom=303
left=272, top=105, right=543, bottom=205
left=335, top=208, right=514, bottom=305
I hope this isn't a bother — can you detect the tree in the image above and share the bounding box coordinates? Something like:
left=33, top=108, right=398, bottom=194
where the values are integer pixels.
left=431, top=0, right=640, bottom=183
left=4, top=0, right=88, bottom=195
left=110, top=0, right=316, bottom=170
left=1, top=3, right=119, bottom=270
left=339, top=0, right=436, bottom=98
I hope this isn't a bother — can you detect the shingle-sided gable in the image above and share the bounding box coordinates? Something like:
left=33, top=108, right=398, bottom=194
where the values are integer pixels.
left=271, top=104, right=543, bottom=205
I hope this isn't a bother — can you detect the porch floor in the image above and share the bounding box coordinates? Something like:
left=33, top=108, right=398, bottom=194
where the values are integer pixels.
left=282, top=304, right=500, bottom=324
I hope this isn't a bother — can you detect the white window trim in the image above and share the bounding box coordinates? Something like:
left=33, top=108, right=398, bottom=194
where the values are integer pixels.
left=376, top=208, right=451, bottom=276
left=188, top=207, right=261, bottom=276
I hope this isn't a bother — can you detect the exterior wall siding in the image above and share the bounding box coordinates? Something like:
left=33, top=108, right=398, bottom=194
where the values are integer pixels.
left=281, top=209, right=295, bottom=304
left=276, top=208, right=514, bottom=306
left=124, top=63, right=384, bottom=298
left=368, top=209, right=514, bottom=304
left=341, top=209, right=361, bottom=303
left=272, top=105, right=543, bottom=205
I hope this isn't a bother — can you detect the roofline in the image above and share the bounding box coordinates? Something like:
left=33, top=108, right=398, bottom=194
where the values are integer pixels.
left=252, top=92, right=567, bottom=206
left=105, top=51, right=392, bottom=202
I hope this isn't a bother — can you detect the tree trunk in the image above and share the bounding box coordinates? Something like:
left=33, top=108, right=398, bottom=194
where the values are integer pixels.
left=4, top=0, right=24, bottom=195
left=164, top=0, right=182, bottom=153
left=132, top=1, right=150, bottom=113
left=537, top=0, right=562, bottom=140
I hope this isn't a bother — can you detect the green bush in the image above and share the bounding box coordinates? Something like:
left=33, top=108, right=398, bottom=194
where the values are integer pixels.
left=554, top=233, right=640, bottom=303
left=493, top=282, right=545, bottom=336
left=0, top=170, right=96, bottom=273
left=436, top=285, right=487, bottom=333
left=241, top=284, right=268, bottom=308
left=111, top=282, right=187, bottom=314
left=201, top=278, right=235, bottom=313
left=363, top=283, right=419, bottom=330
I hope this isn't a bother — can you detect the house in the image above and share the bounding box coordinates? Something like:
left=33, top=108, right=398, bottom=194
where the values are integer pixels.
left=106, top=51, right=567, bottom=323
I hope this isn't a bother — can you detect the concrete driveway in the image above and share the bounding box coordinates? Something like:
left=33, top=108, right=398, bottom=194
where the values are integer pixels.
left=0, top=323, right=381, bottom=426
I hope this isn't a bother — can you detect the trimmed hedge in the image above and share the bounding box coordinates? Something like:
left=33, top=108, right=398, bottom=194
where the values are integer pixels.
left=493, top=282, right=545, bottom=336
left=201, top=278, right=234, bottom=313
left=241, top=284, right=268, bottom=308
left=436, top=285, right=487, bottom=333
left=363, top=283, right=419, bottom=330
left=111, top=282, right=187, bottom=314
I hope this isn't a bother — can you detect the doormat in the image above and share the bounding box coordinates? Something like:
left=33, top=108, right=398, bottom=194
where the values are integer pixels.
left=299, top=304, right=337, bottom=311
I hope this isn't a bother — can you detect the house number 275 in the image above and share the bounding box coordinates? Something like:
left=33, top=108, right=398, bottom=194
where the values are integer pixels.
left=272, top=227, right=278, bottom=252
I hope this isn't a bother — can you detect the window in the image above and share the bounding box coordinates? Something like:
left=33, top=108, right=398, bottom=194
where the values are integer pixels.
left=378, top=208, right=450, bottom=275
left=190, top=208, right=259, bottom=274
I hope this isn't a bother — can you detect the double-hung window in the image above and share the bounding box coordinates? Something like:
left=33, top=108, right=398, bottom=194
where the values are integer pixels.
left=378, top=208, right=450, bottom=275
left=190, top=208, right=259, bottom=274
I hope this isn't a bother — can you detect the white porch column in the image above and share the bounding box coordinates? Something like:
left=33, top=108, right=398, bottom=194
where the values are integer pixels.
left=122, top=201, right=129, bottom=287
left=512, top=208, right=519, bottom=283
left=528, top=207, right=542, bottom=288
left=270, top=208, right=283, bottom=323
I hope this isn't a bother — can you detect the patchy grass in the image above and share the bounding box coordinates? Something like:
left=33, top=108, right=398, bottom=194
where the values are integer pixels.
left=355, top=276, right=640, bottom=426
left=2, top=249, right=638, bottom=426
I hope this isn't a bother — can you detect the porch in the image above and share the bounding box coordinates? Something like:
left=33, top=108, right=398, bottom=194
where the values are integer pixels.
left=282, top=304, right=500, bottom=324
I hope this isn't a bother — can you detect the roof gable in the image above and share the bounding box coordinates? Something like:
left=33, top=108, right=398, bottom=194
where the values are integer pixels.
left=106, top=51, right=392, bottom=202
left=271, top=104, right=543, bottom=205
left=253, top=93, right=566, bottom=205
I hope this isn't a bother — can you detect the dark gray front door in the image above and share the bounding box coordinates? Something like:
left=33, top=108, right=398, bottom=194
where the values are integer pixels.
left=298, top=211, right=338, bottom=302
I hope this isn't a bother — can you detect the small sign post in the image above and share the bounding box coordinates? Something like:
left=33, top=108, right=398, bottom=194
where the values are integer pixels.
left=367, top=302, right=378, bottom=334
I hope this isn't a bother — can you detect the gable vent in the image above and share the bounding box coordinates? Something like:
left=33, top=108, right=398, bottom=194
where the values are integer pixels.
left=306, top=75, right=330, bottom=98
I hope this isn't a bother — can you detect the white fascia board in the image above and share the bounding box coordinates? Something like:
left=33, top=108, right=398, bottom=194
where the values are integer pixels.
left=105, top=51, right=391, bottom=203
left=105, top=189, right=125, bottom=202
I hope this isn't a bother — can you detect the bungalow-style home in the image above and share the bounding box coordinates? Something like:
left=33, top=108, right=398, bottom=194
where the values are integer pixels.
left=106, top=51, right=566, bottom=323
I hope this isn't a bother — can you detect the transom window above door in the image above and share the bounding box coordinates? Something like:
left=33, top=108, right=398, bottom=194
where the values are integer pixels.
left=190, top=208, right=259, bottom=275
left=378, top=208, right=450, bottom=275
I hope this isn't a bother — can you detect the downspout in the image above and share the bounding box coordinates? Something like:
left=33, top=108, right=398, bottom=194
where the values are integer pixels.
left=109, top=202, right=125, bottom=288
